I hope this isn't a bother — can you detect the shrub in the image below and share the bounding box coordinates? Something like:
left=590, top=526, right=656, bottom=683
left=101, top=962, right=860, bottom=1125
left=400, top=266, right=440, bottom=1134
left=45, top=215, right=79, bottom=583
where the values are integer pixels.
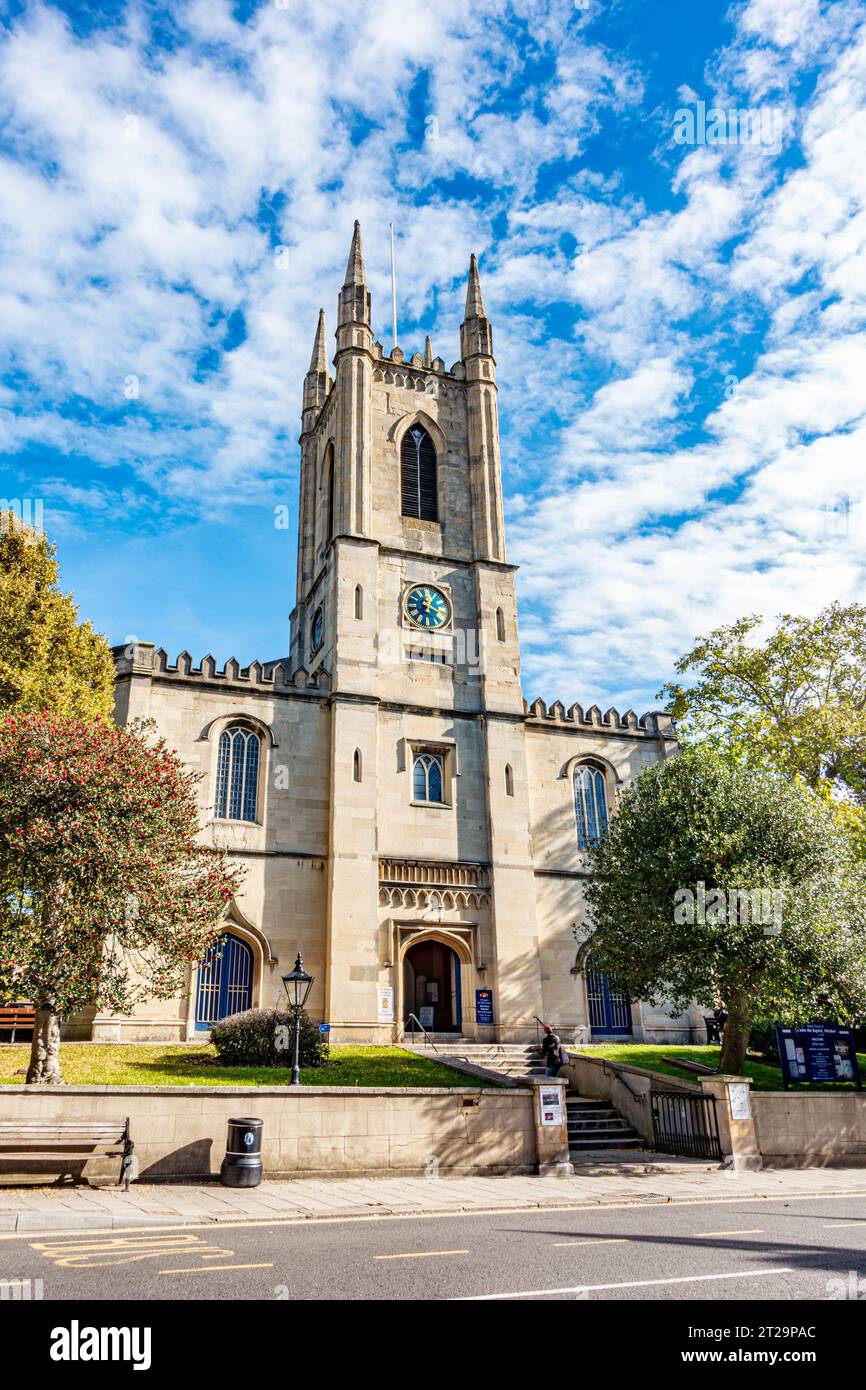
left=747, top=1019, right=780, bottom=1063
left=210, top=1007, right=323, bottom=1068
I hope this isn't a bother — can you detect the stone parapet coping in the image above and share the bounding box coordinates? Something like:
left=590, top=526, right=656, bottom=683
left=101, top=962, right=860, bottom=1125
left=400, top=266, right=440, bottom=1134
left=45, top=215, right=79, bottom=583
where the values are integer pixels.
left=0, top=1084, right=531, bottom=1097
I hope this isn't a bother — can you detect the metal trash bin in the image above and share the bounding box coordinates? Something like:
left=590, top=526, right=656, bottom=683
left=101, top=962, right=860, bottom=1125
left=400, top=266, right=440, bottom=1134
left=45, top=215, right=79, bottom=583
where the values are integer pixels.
left=220, top=1117, right=263, bottom=1188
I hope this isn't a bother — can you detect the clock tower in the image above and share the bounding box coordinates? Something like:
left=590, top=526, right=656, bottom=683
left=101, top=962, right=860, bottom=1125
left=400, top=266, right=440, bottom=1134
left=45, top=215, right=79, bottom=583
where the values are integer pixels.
left=289, top=223, right=543, bottom=1040
left=110, top=220, right=684, bottom=1050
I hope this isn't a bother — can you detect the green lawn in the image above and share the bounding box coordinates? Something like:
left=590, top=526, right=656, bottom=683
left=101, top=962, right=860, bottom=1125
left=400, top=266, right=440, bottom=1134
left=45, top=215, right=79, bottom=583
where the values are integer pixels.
left=0, top=1043, right=490, bottom=1089
left=575, top=1043, right=866, bottom=1092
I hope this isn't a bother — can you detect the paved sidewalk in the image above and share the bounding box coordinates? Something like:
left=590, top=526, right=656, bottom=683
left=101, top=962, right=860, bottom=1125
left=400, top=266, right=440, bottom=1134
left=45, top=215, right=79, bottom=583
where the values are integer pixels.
left=1, top=1163, right=866, bottom=1233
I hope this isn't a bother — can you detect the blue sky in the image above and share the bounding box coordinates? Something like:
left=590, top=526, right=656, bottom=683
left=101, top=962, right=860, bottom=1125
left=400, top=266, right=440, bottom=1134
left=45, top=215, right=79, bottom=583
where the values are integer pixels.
left=1, top=0, right=865, bottom=711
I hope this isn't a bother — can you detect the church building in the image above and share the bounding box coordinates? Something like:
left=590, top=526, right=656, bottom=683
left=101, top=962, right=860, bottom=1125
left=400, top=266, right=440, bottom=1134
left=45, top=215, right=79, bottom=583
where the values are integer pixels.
left=101, top=224, right=703, bottom=1047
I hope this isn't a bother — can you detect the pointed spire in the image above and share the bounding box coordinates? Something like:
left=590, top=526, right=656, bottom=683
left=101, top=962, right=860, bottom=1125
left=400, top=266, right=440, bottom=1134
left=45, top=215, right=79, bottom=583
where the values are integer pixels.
left=424, top=335, right=433, bottom=366
left=343, top=219, right=366, bottom=287
left=464, top=253, right=485, bottom=319
left=308, top=308, right=327, bottom=374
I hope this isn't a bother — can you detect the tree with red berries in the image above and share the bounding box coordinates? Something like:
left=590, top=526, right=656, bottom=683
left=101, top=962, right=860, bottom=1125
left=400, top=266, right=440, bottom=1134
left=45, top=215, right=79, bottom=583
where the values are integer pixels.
left=0, top=711, right=242, bottom=1083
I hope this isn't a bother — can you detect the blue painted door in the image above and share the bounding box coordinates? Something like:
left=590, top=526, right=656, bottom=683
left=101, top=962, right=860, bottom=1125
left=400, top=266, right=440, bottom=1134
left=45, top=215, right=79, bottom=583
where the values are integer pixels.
left=195, top=933, right=253, bottom=1030
left=586, top=959, right=632, bottom=1036
left=451, top=947, right=462, bottom=1032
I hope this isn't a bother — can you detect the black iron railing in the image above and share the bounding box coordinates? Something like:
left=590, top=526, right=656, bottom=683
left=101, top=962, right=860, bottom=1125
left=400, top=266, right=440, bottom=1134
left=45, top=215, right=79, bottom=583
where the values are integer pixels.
left=650, top=1089, right=722, bottom=1160
left=397, top=1013, right=441, bottom=1051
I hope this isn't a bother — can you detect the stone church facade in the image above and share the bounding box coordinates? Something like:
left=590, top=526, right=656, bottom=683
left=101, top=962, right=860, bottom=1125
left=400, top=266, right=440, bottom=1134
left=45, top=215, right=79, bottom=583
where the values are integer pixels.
left=98, top=224, right=703, bottom=1047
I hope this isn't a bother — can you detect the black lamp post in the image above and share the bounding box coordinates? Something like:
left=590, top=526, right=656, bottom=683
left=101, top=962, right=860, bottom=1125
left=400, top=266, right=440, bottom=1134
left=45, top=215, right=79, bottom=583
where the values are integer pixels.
left=282, top=952, right=314, bottom=1086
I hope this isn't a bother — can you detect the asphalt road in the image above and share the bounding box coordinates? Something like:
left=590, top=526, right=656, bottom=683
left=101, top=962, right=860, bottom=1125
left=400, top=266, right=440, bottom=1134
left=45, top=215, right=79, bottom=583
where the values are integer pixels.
left=2, top=1193, right=866, bottom=1302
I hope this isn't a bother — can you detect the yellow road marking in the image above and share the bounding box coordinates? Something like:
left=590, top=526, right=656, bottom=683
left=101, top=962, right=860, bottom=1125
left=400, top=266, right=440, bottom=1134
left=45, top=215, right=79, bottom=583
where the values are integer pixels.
left=31, top=1233, right=234, bottom=1268
left=159, top=1262, right=273, bottom=1276
left=374, top=1249, right=469, bottom=1260
left=552, top=1238, right=628, bottom=1247
left=693, top=1228, right=764, bottom=1238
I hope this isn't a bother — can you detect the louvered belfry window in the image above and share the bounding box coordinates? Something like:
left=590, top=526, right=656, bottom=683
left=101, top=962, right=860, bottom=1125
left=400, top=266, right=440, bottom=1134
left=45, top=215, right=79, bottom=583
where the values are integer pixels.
left=401, top=425, right=438, bottom=521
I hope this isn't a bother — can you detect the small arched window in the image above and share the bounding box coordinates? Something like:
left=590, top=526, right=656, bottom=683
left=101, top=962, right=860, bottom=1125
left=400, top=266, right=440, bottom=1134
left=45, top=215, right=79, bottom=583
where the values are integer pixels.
left=215, top=725, right=261, bottom=822
left=496, top=607, right=505, bottom=642
left=573, top=763, right=608, bottom=848
left=354, top=585, right=363, bottom=620
left=401, top=424, right=438, bottom=521
left=505, top=763, right=514, bottom=797
left=353, top=748, right=362, bottom=783
left=413, top=752, right=444, bottom=804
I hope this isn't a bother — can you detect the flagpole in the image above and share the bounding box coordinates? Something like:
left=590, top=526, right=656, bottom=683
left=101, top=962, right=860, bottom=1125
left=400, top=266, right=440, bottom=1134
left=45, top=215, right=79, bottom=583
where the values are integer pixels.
left=389, top=222, right=398, bottom=350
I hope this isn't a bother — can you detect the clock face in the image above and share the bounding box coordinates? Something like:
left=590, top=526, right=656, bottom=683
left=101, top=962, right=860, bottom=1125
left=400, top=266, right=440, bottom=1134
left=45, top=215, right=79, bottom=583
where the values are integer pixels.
left=311, top=607, right=324, bottom=652
left=405, top=584, right=450, bottom=630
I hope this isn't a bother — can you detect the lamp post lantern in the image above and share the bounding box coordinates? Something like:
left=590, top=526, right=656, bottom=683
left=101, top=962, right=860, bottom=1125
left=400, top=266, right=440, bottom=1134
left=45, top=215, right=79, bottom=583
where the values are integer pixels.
left=282, top=952, right=314, bottom=1086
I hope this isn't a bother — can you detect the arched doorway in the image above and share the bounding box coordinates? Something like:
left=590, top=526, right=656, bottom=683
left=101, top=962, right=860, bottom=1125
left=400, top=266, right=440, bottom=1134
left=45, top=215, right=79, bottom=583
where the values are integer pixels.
left=195, top=932, right=253, bottom=1031
left=403, top=939, right=462, bottom=1033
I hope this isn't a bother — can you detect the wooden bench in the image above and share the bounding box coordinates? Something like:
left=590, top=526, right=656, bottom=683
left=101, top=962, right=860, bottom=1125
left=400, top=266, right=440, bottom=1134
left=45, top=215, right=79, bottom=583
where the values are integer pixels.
left=0, top=1119, right=134, bottom=1189
left=669, top=1057, right=717, bottom=1076
left=0, top=1005, right=35, bottom=1043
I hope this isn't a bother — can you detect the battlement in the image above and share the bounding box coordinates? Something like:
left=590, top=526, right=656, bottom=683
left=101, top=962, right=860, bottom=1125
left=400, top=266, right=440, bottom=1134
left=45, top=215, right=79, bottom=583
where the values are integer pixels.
left=112, top=642, right=329, bottom=695
left=524, top=697, right=674, bottom=739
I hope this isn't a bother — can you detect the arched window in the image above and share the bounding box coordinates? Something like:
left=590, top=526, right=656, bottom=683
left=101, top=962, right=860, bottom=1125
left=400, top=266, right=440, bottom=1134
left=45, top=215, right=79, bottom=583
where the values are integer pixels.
left=215, top=725, right=261, bottom=822
left=573, top=763, right=608, bottom=848
left=496, top=607, right=505, bottom=642
left=354, top=584, right=363, bottom=620
left=413, top=752, right=444, bottom=804
left=353, top=748, right=362, bottom=783
left=505, top=763, right=514, bottom=797
left=401, top=424, right=438, bottom=521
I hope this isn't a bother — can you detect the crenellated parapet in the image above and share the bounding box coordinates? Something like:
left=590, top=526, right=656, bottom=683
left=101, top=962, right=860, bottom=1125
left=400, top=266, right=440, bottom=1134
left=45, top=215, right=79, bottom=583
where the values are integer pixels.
left=111, top=642, right=330, bottom=695
left=524, top=697, right=674, bottom=740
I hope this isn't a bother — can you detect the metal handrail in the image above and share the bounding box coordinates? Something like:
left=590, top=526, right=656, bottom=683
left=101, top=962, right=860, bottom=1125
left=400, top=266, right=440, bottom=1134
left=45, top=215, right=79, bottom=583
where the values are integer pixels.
left=398, top=1013, right=440, bottom=1052
left=534, top=1015, right=565, bottom=1044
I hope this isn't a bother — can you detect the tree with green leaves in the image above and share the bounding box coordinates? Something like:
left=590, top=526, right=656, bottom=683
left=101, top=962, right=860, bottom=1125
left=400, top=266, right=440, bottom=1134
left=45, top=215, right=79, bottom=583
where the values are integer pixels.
left=0, top=512, right=115, bottom=720
left=660, top=603, right=866, bottom=792
left=0, top=711, right=242, bottom=1082
left=583, top=747, right=866, bottom=1073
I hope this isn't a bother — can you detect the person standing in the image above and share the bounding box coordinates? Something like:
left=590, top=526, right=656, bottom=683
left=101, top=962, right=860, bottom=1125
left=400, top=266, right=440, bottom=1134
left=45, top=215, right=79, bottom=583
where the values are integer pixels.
left=542, top=1024, right=562, bottom=1076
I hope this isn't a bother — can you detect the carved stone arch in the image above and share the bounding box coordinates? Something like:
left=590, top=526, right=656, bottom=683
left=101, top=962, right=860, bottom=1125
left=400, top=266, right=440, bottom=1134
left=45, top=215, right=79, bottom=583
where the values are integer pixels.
left=200, top=713, right=277, bottom=747
left=389, top=408, right=447, bottom=457
left=389, top=888, right=402, bottom=907
left=572, top=933, right=595, bottom=975
left=442, top=891, right=455, bottom=910
left=222, top=898, right=278, bottom=966
left=404, top=889, right=417, bottom=907
left=455, top=891, right=469, bottom=909
left=398, top=928, right=472, bottom=967
left=379, top=887, right=390, bottom=906
left=559, top=751, right=621, bottom=785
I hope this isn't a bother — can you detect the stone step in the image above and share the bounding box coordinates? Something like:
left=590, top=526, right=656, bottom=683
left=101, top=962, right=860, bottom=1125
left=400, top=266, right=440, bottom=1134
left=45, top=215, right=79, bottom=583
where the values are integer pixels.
left=568, top=1119, right=633, bottom=1132
left=570, top=1137, right=645, bottom=1151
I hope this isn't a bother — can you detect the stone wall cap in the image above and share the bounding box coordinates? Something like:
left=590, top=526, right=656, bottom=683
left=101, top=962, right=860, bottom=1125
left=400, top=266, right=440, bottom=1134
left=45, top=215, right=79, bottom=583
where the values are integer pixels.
left=0, top=1084, right=532, bottom=1098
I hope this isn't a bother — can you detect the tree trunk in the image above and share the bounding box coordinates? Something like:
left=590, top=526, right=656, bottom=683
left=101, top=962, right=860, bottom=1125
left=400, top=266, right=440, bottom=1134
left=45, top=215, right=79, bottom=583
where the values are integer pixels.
left=719, top=995, right=751, bottom=1075
left=26, top=1007, right=62, bottom=1084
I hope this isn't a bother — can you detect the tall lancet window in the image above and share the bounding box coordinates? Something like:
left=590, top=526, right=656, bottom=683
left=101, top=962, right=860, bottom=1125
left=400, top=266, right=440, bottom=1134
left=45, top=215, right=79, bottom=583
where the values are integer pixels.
left=401, top=425, right=438, bottom=521
left=573, top=763, right=608, bottom=848
left=215, top=725, right=261, bottom=822
left=323, top=443, right=335, bottom=545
